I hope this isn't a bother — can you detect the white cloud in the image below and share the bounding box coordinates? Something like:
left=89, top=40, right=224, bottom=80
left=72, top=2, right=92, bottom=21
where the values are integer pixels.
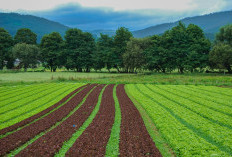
left=0, top=0, right=231, bottom=12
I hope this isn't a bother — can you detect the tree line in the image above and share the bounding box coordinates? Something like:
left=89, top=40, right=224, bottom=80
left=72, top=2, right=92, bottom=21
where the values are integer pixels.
left=0, top=22, right=231, bottom=73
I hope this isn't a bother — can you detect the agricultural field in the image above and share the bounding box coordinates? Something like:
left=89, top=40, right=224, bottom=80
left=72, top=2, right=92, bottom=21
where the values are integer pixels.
left=0, top=80, right=232, bottom=156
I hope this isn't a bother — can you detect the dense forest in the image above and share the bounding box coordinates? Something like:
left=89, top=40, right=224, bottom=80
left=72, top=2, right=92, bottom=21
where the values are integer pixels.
left=0, top=22, right=232, bottom=73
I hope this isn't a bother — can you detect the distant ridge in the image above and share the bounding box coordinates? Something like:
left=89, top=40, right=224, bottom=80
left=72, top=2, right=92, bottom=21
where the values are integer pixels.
left=132, top=10, right=232, bottom=40
left=0, top=13, right=69, bottom=42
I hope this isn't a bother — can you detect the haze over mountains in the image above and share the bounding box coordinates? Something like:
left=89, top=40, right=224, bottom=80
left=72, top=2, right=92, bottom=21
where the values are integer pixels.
left=0, top=10, right=231, bottom=42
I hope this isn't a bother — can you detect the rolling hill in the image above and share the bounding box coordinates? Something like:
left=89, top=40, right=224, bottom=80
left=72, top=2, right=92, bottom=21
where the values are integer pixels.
left=0, top=13, right=69, bottom=42
left=132, top=10, right=232, bottom=40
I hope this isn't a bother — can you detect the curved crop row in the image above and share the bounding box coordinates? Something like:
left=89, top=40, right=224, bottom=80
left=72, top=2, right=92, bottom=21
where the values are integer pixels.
left=0, top=84, right=86, bottom=137
left=126, top=84, right=231, bottom=156
left=0, top=84, right=95, bottom=156
left=0, top=83, right=64, bottom=113
left=164, top=85, right=232, bottom=109
left=141, top=85, right=232, bottom=153
left=183, top=86, right=232, bottom=102
left=0, top=83, right=84, bottom=129
left=0, top=83, right=49, bottom=102
left=0, top=84, right=44, bottom=98
left=146, top=85, right=232, bottom=128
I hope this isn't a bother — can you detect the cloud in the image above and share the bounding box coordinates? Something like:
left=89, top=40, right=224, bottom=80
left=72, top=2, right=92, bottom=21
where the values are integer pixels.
left=0, top=0, right=231, bottom=30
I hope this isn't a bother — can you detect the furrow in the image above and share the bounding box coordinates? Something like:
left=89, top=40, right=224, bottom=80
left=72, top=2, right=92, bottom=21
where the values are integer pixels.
left=117, top=84, right=162, bottom=156
left=0, top=84, right=87, bottom=136
left=66, top=84, right=115, bottom=156
left=16, top=84, right=105, bottom=156
left=0, top=84, right=96, bottom=156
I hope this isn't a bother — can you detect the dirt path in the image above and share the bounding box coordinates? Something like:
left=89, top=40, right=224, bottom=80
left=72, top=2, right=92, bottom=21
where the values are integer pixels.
left=117, top=84, right=162, bottom=157
left=0, top=84, right=88, bottom=136
left=0, top=84, right=95, bottom=156
left=16, top=84, right=105, bottom=157
left=66, top=84, right=115, bottom=156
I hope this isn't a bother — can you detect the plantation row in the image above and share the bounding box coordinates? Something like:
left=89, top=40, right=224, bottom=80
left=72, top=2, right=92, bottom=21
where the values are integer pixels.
left=1, top=83, right=231, bottom=156
left=126, top=84, right=232, bottom=156
left=0, top=84, right=162, bottom=156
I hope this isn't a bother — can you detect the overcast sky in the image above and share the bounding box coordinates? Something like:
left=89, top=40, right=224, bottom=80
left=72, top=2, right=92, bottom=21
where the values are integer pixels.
left=0, top=0, right=232, bottom=30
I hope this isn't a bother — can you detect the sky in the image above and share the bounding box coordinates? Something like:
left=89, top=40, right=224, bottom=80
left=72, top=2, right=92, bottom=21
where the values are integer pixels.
left=0, top=0, right=232, bottom=30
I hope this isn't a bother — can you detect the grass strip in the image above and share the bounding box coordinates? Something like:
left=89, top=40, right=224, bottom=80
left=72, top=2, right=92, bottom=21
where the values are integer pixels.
left=125, top=85, right=175, bottom=157
left=7, top=85, right=96, bottom=156
left=55, top=85, right=107, bottom=157
left=0, top=84, right=86, bottom=138
left=105, top=85, right=121, bottom=157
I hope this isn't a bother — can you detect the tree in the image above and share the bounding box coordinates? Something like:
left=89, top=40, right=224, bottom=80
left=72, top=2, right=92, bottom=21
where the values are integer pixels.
left=209, top=43, right=232, bottom=73
left=123, top=38, right=151, bottom=73
left=40, top=32, right=63, bottom=72
left=0, top=28, right=13, bottom=69
left=14, top=28, right=37, bottom=45
left=216, top=24, right=232, bottom=46
left=113, top=27, right=133, bottom=72
left=12, top=43, right=40, bottom=71
left=65, top=29, right=95, bottom=72
left=93, top=34, right=114, bottom=72
left=185, top=24, right=211, bottom=72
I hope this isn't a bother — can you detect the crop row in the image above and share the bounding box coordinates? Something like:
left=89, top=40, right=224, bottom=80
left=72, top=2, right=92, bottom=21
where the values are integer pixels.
left=146, top=85, right=232, bottom=128
left=0, top=83, right=64, bottom=113
left=0, top=83, right=85, bottom=130
left=0, top=84, right=95, bottom=156
left=126, top=84, right=232, bottom=156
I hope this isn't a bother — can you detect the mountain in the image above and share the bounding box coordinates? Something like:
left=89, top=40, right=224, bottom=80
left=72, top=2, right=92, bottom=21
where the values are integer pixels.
left=0, top=13, right=69, bottom=42
left=132, top=10, right=232, bottom=40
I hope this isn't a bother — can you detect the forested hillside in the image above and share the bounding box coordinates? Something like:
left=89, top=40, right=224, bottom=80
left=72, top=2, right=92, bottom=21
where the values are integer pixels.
left=0, top=13, right=69, bottom=42
left=133, top=10, right=232, bottom=40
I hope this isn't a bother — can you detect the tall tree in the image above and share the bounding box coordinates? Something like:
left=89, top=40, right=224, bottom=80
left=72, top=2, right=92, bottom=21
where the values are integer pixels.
left=209, top=43, right=232, bottom=73
left=65, top=28, right=83, bottom=72
left=0, top=28, right=13, bottom=69
left=216, top=24, right=232, bottom=46
left=209, top=24, right=232, bottom=73
left=12, top=43, right=40, bottom=71
left=65, top=29, right=95, bottom=72
left=113, top=27, right=132, bottom=72
left=123, top=38, right=151, bottom=73
left=40, top=32, right=63, bottom=72
left=93, top=34, right=114, bottom=72
left=14, top=28, right=37, bottom=45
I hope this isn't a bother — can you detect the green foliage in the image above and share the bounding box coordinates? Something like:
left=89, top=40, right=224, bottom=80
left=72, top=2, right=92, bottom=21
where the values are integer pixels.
left=127, top=84, right=232, bottom=156
left=40, top=32, right=64, bottom=72
left=64, top=29, right=95, bottom=72
left=14, top=28, right=37, bottom=45
left=12, top=43, right=40, bottom=71
left=209, top=43, right=232, bottom=73
left=123, top=38, right=151, bottom=72
left=56, top=85, right=106, bottom=156
left=145, top=22, right=210, bottom=73
left=105, top=85, right=121, bottom=156
left=93, top=34, right=114, bottom=72
left=0, top=83, right=84, bottom=129
left=113, top=27, right=133, bottom=71
left=0, top=28, right=13, bottom=69
left=216, top=24, right=232, bottom=46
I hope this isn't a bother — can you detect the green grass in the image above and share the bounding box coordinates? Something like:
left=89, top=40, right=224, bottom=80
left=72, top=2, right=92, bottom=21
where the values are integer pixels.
left=105, top=85, right=121, bottom=157
left=0, top=83, right=85, bottom=129
left=0, top=72, right=232, bottom=86
left=126, top=84, right=232, bottom=156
